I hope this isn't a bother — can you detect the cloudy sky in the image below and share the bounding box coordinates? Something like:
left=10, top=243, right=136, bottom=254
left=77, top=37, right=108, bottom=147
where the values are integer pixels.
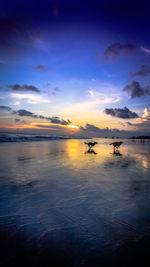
left=0, top=0, right=150, bottom=137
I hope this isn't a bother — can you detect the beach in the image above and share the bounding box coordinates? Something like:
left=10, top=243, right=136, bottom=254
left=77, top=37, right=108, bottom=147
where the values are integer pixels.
left=0, top=138, right=150, bottom=266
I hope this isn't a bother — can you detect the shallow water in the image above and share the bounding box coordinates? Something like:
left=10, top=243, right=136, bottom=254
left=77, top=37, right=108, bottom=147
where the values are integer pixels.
left=0, top=138, right=150, bottom=265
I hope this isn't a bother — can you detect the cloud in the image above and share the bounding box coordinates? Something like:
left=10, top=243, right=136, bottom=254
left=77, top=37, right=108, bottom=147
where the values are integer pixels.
left=129, top=65, right=150, bottom=77
left=10, top=93, right=50, bottom=104
left=81, top=123, right=101, bottom=132
left=123, top=81, right=150, bottom=98
left=15, top=118, right=27, bottom=124
left=0, top=106, right=71, bottom=126
left=34, top=65, right=47, bottom=71
left=7, top=84, right=40, bottom=92
left=80, top=122, right=150, bottom=138
left=15, top=119, right=20, bottom=123
left=142, top=108, right=150, bottom=120
left=11, top=101, right=21, bottom=106
left=80, top=123, right=124, bottom=136
left=126, top=121, right=133, bottom=126
left=81, top=123, right=109, bottom=132
left=50, top=117, right=71, bottom=125
left=62, top=86, right=121, bottom=120
left=104, top=107, right=139, bottom=119
left=141, top=46, right=150, bottom=54
left=88, top=89, right=120, bottom=104
left=0, top=105, right=12, bottom=111
left=0, top=18, right=17, bottom=50
left=125, top=108, right=150, bottom=132
left=13, top=109, right=39, bottom=118
left=104, top=43, right=137, bottom=61
left=0, top=17, right=43, bottom=51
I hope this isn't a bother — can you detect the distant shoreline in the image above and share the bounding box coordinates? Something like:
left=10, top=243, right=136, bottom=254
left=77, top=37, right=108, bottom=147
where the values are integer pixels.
left=0, top=132, right=150, bottom=143
left=129, top=136, right=150, bottom=139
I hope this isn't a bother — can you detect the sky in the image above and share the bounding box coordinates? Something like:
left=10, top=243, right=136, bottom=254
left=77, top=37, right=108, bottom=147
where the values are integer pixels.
left=0, top=0, right=150, bottom=137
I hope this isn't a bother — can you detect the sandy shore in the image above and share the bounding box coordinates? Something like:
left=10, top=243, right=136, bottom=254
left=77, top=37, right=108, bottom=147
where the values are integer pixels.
left=1, top=140, right=150, bottom=266
left=0, top=228, right=150, bottom=267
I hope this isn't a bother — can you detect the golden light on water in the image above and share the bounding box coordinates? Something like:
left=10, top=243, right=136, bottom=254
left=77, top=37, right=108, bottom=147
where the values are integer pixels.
left=68, top=124, right=79, bottom=129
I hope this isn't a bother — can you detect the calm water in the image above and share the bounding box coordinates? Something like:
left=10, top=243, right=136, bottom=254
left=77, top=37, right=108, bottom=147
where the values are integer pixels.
left=0, top=138, right=150, bottom=265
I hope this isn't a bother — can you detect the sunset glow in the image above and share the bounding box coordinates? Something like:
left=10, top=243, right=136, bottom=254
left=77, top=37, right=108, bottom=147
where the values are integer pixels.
left=0, top=0, right=150, bottom=138
left=0, top=1, right=150, bottom=267
left=68, top=125, right=79, bottom=129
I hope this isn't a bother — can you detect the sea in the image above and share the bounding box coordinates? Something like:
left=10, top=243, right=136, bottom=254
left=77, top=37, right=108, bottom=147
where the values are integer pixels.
left=0, top=134, right=150, bottom=266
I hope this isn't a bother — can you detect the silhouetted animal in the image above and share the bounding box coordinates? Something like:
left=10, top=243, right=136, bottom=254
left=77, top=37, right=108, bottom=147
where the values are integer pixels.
left=84, top=142, right=98, bottom=149
left=110, top=141, right=123, bottom=151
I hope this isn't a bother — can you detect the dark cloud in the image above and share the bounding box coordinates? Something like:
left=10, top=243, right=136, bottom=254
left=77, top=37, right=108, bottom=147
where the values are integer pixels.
left=0, top=106, right=71, bottom=126
left=104, top=43, right=137, bottom=61
left=80, top=123, right=105, bottom=132
left=0, top=18, right=18, bottom=50
left=0, top=1, right=149, bottom=57
left=0, top=17, right=42, bottom=52
left=125, top=111, right=150, bottom=131
left=50, top=117, right=71, bottom=125
left=80, top=123, right=124, bottom=136
left=123, top=81, right=150, bottom=98
left=13, top=109, right=39, bottom=118
left=104, top=107, right=139, bottom=119
left=83, top=123, right=101, bottom=132
left=7, top=84, right=40, bottom=93
left=34, top=65, right=46, bottom=71
left=15, top=118, right=20, bottom=123
left=127, top=121, right=133, bottom=126
left=129, top=65, right=150, bottom=77
left=15, top=118, right=27, bottom=124
left=0, top=105, right=12, bottom=111
left=80, top=123, right=149, bottom=138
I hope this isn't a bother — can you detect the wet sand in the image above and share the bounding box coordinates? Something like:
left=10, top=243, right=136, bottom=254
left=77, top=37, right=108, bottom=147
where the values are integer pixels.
left=0, top=139, right=150, bottom=266
left=1, top=228, right=150, bottom=266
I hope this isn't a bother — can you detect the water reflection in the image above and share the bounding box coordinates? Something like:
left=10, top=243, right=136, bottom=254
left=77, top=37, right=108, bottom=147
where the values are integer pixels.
left=112, top=150, right=122, bottom=156
left=104, top=155, right=136, bottom=169
left=85, top=148, right=97, bottom=155
left=132, top=154, right=149, bottom=169
left=49, top=139, right=150, bottom=172
left=66, top=139, right=80, bottom=160
left=0, top=138, right=150, bottom=266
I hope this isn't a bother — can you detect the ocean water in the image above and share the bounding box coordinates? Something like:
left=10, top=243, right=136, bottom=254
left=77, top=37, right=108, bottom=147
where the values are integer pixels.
left=0, top=138, right=150, bottom=265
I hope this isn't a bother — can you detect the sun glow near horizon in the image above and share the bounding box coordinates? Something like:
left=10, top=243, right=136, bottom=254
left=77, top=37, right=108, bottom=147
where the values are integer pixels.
left=68, top=124, right=79, bottom=129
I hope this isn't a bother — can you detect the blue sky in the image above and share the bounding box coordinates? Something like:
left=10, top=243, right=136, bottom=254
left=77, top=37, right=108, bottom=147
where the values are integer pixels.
left=0, top=0, right=150, bottom=136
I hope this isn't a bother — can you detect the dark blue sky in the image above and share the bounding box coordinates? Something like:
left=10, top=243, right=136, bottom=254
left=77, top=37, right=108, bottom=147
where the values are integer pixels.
left=0, top=0, right=150, bottom=136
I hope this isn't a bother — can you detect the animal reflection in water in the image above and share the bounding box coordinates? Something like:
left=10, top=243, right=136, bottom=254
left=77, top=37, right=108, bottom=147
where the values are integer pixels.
left=110, top=141, right=123, bottom=154
left=112, top=150, right=122, bottom=156
left=84, top=141, right=98, bottom=155
left=85, top=148, right=97, bottom=155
